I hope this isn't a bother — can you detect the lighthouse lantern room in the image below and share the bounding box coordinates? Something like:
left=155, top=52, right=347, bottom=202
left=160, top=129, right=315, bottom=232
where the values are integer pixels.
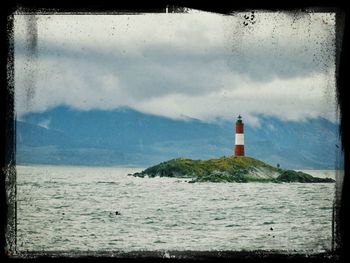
left=234, top=115, right=245, bottom=156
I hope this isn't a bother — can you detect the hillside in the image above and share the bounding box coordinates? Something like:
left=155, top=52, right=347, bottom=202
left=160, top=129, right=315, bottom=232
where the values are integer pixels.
left=131, top=156, right=335, bottom=183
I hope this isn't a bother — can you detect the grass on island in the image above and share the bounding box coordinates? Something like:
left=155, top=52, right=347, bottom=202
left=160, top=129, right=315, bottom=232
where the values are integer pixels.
left=132, top=156, right=334, bottom=183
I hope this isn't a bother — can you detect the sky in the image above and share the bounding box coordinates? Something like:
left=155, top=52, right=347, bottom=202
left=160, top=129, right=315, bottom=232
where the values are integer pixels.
left=14, top=10, right=337, bottom=126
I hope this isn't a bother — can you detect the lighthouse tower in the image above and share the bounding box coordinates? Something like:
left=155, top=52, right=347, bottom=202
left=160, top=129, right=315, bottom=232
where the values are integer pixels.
left=234, top=115, right=245, bottom=156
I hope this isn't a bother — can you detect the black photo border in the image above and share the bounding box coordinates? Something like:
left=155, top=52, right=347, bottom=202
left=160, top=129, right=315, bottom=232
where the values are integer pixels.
left=1, top=1, right=348, bottom=262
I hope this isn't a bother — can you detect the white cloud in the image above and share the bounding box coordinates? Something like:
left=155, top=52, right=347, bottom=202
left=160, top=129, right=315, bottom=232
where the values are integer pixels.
left=38, top=119, right=50, bottom=129
left=13, top=11, right=338, bottom=125
left=131, top=72, right=336, bottom=124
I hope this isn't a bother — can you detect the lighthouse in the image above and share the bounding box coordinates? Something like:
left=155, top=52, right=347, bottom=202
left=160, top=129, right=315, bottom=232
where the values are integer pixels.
left=234, top=115, right=245, bottom=156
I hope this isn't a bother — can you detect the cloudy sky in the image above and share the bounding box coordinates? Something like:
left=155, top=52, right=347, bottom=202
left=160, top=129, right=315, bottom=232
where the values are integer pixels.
left=14, top=10, right=337, bottom=125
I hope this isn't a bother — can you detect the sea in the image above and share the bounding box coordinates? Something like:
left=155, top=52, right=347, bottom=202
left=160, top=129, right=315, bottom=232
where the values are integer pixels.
left=15, top=165, right=341, bottom=254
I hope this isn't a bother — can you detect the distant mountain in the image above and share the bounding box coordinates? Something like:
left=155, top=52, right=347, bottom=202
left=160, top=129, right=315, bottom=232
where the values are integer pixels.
left=16, top=105, right=343, bottom=169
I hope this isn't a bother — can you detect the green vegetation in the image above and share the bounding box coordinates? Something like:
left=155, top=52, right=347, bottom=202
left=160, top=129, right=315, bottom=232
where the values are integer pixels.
left=131, top=156, right=335, bottom=183
left=276, top=170, right=335, bottom=183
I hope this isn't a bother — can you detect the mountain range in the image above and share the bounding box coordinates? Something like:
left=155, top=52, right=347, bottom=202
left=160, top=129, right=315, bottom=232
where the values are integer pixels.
left=16, top=105, right=343, bottom=169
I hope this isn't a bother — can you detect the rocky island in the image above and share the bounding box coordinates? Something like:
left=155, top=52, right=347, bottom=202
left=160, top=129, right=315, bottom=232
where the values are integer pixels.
left=131, top=116, right=335, bottom=183
left=130, top=156, right=335, bottom=183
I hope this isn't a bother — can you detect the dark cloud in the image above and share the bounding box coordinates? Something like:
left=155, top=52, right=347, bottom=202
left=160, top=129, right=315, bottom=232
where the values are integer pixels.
left=14, top=12, right=337, bottom=123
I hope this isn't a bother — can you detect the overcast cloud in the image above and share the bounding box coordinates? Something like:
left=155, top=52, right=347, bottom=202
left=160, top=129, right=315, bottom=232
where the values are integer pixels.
left=14, top=10, right=337, bottom=125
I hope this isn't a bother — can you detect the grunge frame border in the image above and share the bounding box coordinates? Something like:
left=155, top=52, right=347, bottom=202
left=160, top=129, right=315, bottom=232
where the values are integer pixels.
left=1, top=1, right=348, bottom=262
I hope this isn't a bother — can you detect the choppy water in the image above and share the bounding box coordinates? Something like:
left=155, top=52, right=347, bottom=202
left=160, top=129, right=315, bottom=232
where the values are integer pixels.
left=16, top=165, right=337, bottom=253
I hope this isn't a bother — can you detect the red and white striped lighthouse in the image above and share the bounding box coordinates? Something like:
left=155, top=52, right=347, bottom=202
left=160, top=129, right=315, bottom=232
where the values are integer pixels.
left=234, top=115, right=245, bottom=156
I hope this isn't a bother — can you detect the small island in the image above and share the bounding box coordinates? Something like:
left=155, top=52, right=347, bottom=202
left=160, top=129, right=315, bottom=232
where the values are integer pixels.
left=131, top=116, right=335, bottom=183
left=130, top=156, right=335, bottom=183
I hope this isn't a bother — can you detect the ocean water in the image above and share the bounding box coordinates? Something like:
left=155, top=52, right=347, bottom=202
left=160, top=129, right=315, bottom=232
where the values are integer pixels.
left=16, top=165, right=338, bottom=253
